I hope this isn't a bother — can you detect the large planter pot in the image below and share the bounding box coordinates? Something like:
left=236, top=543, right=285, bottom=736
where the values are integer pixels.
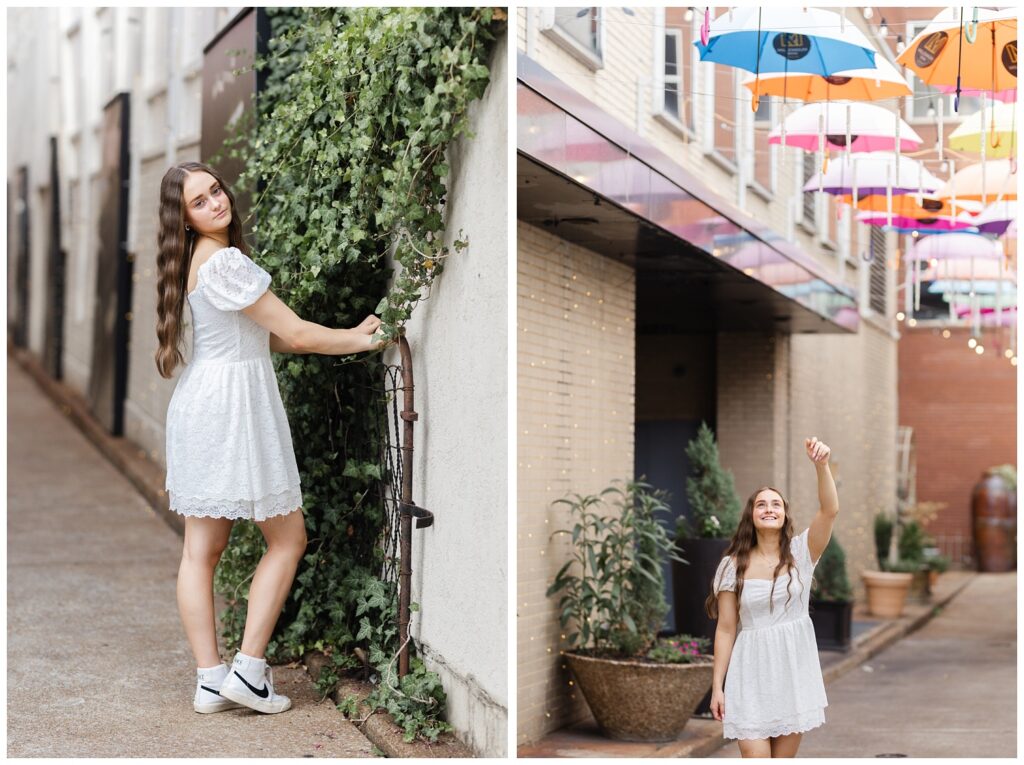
left=565, top=652, right=714, bottom=742
left=808, top=598, right=853, bottom=652
left=671, top=537, right=731, bottom=639
left=972, top=470, right=1017, bottom=572
left=671, top=537, right=730, bottom=716
left=861, top=570, right=913, bottom=618
left=906, top=569, right=932, bottom=604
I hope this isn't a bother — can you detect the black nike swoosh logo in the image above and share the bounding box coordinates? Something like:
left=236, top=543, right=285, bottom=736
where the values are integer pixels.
left=200, top=685, right=223, bottom=696
left=233, top=669, right=270, bottom=698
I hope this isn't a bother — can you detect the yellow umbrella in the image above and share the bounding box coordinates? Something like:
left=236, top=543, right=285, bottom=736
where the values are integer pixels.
left=742, top=57, right=911, bottom=102
left=897, top=7, right=1017, bottom=99
left=937, top=160, right=1017, bottom=202
left=949, top=101, right=1018, bottom=158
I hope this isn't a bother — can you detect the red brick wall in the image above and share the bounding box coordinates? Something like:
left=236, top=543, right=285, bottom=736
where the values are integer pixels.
left=898, top=325, right=1017, bottom=564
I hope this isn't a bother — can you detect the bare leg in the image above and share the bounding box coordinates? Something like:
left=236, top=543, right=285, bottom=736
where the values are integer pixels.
left=770, top=732, right=803, bottom=758
left=239, top=508, right=307, bottom=658
left=177, top=517, right=234, bottom=667
left=738, top=739, right=773, bottom=758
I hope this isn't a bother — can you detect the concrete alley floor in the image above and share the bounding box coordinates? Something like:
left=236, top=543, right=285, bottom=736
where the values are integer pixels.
left=712, top=571, right=1016, bottom=758
left=7, top=360, right=375, bottom=757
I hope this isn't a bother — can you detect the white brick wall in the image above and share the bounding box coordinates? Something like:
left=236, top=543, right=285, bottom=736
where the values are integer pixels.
left=517, top=221, right=636, bottom=745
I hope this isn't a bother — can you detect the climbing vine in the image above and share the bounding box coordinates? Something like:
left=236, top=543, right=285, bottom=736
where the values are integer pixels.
left=210, top=6, right=501, bottom=741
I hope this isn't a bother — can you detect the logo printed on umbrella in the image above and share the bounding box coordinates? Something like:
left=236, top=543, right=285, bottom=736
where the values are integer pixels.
left=915, top=31, right=948, bottom=68
left=822, top=75, right=852, bottom=86
left=1002, top=41, right=1017, bottom=76
left=773, top=33, right=811, bottom=61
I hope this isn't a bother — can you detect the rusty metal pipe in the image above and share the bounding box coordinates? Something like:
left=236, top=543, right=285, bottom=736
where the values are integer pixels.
left=397, top=334, right=416, bottom=677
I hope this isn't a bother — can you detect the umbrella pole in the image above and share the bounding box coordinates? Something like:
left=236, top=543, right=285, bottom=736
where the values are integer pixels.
left=996, top=250, right=1003, bottom=321
left=818, top=114, right=825, bottom=191
left=886, top=165, right=892, bottom=228
left=904, top=237, right=912, bottom=318
left=937, top=96, right=944, bottom=161
left=980, top=93, right=988, bottom=207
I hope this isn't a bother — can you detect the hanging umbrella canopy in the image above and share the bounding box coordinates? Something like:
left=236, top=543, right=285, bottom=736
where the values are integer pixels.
left=949, top=101, right=1018, bottom=159
left=696, top=7, right=877, bottom=76
left=954, top=305, right=1017, bottom=326
left=937, top=84, right=1017, bottom=103
left=936, top=160, right=1018, bottom=202
left=769, top=101, right=922, bottom=152
left=931, top=280, right=1017, bottom=297
left=856, top=212, right=979, bottom=233
left=805, top=153, right=943, bottom=196
left=742, top=57, right=911, bottom=102
left=907, top=232, right=1005, bottom=261
left=896, top=7, right=1017, bottom=94
left=921, top=259, right=1007, bottom=280
left=841, top=193, right=981, bottom=217
left=972, top=199, right=1018, bottom=236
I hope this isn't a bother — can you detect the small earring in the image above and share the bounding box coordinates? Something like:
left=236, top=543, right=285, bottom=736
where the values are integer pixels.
left=185, top=225, right=191, bottom=232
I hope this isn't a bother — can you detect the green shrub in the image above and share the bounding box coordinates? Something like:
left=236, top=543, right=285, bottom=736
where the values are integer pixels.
left=810, top=535, right=853, bottom=602
left=873, top=512, right=893, bottom=570
left=678, top=423, right=741, bottom=539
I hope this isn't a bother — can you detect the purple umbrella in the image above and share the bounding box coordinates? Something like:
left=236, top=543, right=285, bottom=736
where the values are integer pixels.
left=804, top=153, right=943, bottom=196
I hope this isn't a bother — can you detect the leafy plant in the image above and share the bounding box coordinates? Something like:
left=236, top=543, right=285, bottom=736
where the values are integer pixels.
left=210, top=6, right=499, bottom=742
left=924, top=554, right=951, bottom=573
left=677, top=423, right=741, bottom=539
left=547, top=480, right=684, bottom=658
left=873, top=512, right=894, bottom=570
left=810, top=535, right=853, bottom=603
left=897, top=520, right=929, bottom=565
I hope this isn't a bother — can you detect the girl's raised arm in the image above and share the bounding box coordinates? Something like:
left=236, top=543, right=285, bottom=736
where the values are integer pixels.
left=806, top=437, right=839, bottom=564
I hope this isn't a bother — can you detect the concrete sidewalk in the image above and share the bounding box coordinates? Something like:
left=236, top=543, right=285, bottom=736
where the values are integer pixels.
left=713, top=571, right=1017, bottom=758
left=7, top=360, right=375, bottom=757
left=518, top=570, right=981, bottom=758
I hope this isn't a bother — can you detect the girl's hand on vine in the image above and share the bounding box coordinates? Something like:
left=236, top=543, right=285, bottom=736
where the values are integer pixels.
left=805, top=436, right=831, bottom=465
left=355, top=314, right=382, bottom=335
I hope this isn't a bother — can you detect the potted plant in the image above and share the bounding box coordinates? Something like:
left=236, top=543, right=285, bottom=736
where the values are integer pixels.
left=923, top=551, right=951, bottom=588
left=897, top=519, right=932, bottom=603
left=809, top=535, right=854, bottom=651
left=861, top=512, right=915, bottom=618
left=671, top=423, right=741, bottom=641
left=547, top=480, right=714, bottom=742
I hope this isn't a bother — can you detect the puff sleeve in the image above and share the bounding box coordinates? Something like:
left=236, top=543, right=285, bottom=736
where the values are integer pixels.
left=202, top=247, right=272, bottom=311
left=712, top=555, right=737, bottom=595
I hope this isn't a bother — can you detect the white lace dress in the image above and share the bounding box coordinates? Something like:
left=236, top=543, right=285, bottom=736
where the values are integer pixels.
left=712, top=528, right=828, bottom=740
left=164, top=246, right=303, bottom=521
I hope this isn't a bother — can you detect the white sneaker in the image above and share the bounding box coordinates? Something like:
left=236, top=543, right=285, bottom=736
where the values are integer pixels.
left=193, top=663, right=244, bottom=713
left=218, top=652, right=292, bottom=714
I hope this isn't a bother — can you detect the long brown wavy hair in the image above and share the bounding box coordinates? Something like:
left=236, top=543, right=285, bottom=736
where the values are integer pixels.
left=155, top=161, right=250, bottom=378
left=704, top=486, right=803, bottom=619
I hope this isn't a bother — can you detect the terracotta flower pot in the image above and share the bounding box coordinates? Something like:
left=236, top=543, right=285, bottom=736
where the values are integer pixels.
left=565, top=652, right=714, bottom=742
left=861, top=570, right=913, bottom=618
left=928, top=570, right=940, bottom=588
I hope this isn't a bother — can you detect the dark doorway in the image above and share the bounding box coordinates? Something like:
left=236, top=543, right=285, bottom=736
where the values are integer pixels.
left=87, top=92, right=132, bottom=435
left=44, top=136, right=66, bottom=380
left=13, top=167, right=30, bottom=348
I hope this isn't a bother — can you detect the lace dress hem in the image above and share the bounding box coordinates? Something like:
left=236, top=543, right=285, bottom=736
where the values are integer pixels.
left=168, top=485, right=303, bottom=522
left=723, top=705, right=827, bottom=740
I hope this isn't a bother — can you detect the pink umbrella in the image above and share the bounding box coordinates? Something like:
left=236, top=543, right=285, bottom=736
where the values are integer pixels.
left=936, top=85, right=1017, bottom=103
left=856, top=212, right=979, bottom=232
left=769, top=101, right=923, bottom=152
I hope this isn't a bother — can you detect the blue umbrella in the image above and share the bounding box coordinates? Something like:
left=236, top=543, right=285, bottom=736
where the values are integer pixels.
left=696, top=7, right=877, bottom=77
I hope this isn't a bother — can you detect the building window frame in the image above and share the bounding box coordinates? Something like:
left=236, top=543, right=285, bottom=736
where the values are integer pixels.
left=652, top=9, right=697, bottom=140
left=539, top=7, right=605, bottom=71
left=748, top=94, right=776, bottom=200
left=703, top=62, right=738, bottom=175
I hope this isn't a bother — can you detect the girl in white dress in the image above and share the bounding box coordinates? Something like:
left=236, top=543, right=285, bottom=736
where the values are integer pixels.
left=155, top=161, right=385, bottom=715
left=706, top=437, right=838, bottom=757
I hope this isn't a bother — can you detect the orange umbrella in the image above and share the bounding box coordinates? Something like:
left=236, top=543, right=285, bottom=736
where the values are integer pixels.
left=839, top=193, right=981, bottom=218
left=742, top=57, right=911, bottom=102
left=897, top=8, right=1017, bottom=100
left=936, top=160, right=1018, bottom=203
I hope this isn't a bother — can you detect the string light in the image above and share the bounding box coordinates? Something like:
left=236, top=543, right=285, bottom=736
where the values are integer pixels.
left=968, top=338, right=977, bottom=348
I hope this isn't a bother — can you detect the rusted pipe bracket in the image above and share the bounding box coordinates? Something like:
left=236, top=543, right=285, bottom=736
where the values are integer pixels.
left=400, top=501, right=434, bottom=529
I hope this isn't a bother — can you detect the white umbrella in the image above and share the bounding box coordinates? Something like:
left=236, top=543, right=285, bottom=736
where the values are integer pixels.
left=803, top=153, right=942, bottom=196
left=769, top=101, right=922, bottom=152
left=906, top=232, right=1004, bottom=261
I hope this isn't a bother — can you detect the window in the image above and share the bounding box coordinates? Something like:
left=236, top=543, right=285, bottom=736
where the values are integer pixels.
left=542, top=7, right=604, bottom=68
left=751, top=96, right=774, bottom=194
left=654, top=8, right=696, bottom=133
left=905, top=21, right=979, bottom=120
left=802, top=153, right=817, bottom=225
left=869, top=226, right=888, bottom=314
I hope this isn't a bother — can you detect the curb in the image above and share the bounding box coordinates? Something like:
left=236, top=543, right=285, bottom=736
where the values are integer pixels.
left=305, top=653, right=475, bottom=758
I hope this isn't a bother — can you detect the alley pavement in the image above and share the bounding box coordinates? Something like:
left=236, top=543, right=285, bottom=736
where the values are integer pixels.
left=7, top=361, right=374, bottom=757
left=712, top=572, right=1017, bottom=758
